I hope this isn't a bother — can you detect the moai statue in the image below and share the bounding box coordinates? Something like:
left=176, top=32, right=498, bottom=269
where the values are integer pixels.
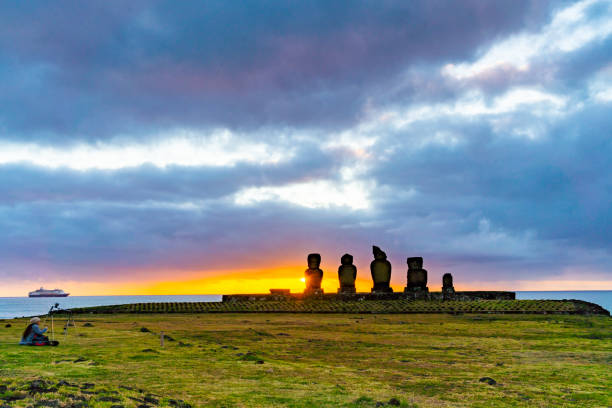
left=304, top=253, right=324, bottom=295
left=405, top=257, right=428, bottom=293
left=370, top=246, right=393, bottom=293
left=442, top=273, right=455, bottom=293
left=337, top=253, right=357, bottom=294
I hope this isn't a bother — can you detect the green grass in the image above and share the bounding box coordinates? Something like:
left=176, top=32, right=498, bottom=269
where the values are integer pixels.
left=68, top=299, right=609, bottom=315
left=1, top=313, right=611, bottom=407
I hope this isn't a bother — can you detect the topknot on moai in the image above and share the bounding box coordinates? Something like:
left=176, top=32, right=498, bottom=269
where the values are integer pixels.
left=405, top=257, right=428, bottom=293
left=370, top=246, right=393, bottom=293
left=304, top=253, right=324, bottom=295
left=337, top=253, right=357, bottom=294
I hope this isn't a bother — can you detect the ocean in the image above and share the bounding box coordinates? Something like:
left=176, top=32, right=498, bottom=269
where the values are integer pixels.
left=515, top=291, right=612, bottom=313
left=0, top=295, right=221, bottom=319
left=0, top=291, right=609, bottom=320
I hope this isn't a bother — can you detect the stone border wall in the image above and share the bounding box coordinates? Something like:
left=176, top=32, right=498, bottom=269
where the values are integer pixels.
left=222, top=291, right=516, bottom=303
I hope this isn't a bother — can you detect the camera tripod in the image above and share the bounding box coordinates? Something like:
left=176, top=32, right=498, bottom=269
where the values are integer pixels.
left=43, top=303, right=76, bottom=341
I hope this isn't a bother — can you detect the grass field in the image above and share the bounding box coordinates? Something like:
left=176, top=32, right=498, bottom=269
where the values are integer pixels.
left=1, top=313, right=611, bottom=407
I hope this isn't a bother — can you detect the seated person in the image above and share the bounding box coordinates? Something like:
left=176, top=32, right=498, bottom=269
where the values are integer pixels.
left=20, top=317, right=49, bottom=345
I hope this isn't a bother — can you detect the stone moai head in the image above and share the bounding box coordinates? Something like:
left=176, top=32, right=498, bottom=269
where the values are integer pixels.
left=407, top=257, right=423, bottom=270
left=307, top=253, right=321, bottom=269
left=442, top=273, right=453, bottom=287
left=373, top=246, right=387, bottom=260
left=341, top=253, right=353, bottom=265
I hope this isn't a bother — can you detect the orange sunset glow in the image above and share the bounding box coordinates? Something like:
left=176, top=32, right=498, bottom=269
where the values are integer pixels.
left=3, top=266, right=611, bottom=298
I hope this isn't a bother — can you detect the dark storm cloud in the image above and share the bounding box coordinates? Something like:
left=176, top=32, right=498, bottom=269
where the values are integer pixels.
left=0, top=0, right=554, bottom=142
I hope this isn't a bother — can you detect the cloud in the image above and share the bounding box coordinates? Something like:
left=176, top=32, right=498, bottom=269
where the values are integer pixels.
left=0, top=0, right=553, bottom=142
left=0, top=143, right=344, bottom=204
left=589, top=65, right=612, bottom=102
left=0, top=0, right=611, bottom=290
left=442, top=0, right=612, bottom=80
left=0, top=129, right=291, bottom=170
left=234, top=179, right=373, bottom=210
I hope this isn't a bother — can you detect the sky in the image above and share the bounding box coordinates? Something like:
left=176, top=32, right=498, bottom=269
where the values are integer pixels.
left=1, top=0, right=611, bottom=296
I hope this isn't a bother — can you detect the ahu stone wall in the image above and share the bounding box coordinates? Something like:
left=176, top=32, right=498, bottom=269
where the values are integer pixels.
left=222, top=291, right=515, bottom=303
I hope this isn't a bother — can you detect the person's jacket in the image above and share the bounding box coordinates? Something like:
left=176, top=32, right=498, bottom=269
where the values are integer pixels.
left=19, top=323, right=47, bottom=345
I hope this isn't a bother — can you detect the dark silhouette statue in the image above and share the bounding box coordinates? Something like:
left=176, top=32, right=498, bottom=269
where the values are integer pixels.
left=337, top=253, right=357, bottom=293
left=304, top=253, right=324, bottom=294
left=405, top=257, right=428, bottom=292
left=370, top=246, right=393, bottom=293
left=442, top=273, right=454, bottom=293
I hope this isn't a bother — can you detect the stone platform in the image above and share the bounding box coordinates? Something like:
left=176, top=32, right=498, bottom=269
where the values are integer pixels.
left=221, top=291, right=515, bottom=303
left=66, top=298, right=609, bottom=315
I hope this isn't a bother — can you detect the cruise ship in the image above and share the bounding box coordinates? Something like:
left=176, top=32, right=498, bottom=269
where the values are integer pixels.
left=28, top=287, right=70, bottom=298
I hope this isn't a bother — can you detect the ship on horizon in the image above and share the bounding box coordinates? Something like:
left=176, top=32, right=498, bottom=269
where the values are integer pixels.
left=28, top=287, right=70, bottom=298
